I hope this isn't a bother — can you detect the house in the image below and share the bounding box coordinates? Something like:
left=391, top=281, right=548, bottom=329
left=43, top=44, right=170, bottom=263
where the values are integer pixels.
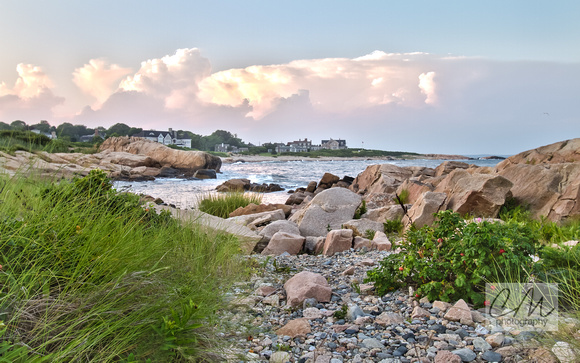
left=31, top=129, right=57, bottom=139
left=230, top=146, right=249, bottom=154
left=275, top=138, right=323, bottom=153
left=287, top=138, right=312, bottom=152
left=215, top=143, right=230, bottom=152
left=321, top=138, right=347, bottom=150
left=133, top=128, right=192, bottom=148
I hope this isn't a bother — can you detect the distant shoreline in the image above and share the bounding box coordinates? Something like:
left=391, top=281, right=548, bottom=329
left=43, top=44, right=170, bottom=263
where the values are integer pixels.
left=221, top=153, right=473, bottom=163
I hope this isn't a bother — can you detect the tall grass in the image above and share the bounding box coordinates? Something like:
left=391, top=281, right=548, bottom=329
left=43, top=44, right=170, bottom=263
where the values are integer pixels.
left=499, top=201, right=580, bottom=356
left=197, top=192, right=263, bottom=218
left=0, top=130, right=100, bottom=155
left=0, top=170, right=246, bottom=361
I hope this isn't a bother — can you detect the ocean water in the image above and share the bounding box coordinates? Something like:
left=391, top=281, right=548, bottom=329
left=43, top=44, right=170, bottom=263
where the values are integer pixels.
left=114, top=158, right=501, bottom=209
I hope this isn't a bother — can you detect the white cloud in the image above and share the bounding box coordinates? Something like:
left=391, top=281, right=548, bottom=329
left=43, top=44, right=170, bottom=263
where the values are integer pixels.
left=73, top=59, right=132, bottom=108
left=1, top=48, right=575, bottom=155
left=418, top=71, right=437, bottom=104
left=197, top=51, right=439, bottom=119
left=119, top=48, right=211, bottom=110
left=0, top=64, right=64, bottom=121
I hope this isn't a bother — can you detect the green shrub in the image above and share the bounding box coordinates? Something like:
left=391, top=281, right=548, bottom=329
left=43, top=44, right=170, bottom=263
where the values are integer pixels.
left=366, top=210, right=540, bottom=305
left=395, top=189, right=409, bottom=205
left=197, top=192, right=263, bottom=218
left=364, top=229, right=376, bottom=240
left=384, top=219, right=403, bottom=234
left=354, top=200, right=367, bottom=219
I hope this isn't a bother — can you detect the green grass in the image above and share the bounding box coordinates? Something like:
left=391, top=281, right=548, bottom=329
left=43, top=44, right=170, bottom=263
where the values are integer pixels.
left=499, top=203, right=580, bottom=244
left=197, top=192, right=263, bottom=218
left=0, top=170, right=246, bottom=361
left=0, top=131, right=98, bottom=155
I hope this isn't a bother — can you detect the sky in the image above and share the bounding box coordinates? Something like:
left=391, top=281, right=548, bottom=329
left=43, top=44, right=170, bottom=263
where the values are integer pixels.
left=1, top=1, right=579, bottom=155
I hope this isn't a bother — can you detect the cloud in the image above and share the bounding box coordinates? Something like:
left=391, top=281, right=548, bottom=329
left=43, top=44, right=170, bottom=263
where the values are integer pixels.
left=0, top=64, right=64, bottom=121
left=197, top=51, right=439, bottom=119
left=73, top=59, right=132, bottom=108
left=118, top=48, right=211, bottom=110
left=418, top=71, right=437, bottom=104
left=0, top=47, right=569, bottom=155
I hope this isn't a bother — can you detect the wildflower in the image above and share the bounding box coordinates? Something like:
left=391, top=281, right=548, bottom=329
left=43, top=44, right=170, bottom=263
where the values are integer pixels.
left=484, top=300, right=490, bottom=306
left=499, top=249, right=506, bottom=255
left=490, top=285, right=496, bottom=290
left=460, top=253, right=464, bottom=256
left=399, top=266, right=404, bottom=271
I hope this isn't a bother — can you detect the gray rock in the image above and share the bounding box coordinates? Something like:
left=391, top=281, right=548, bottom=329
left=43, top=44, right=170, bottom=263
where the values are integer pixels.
left=347, top=304, right=366, bottom=321
left=289, top=188, right=362, bottom=236
left=481, top=350, right=502, bottom=362
left=362, top=338, right=385, bottom=349
left=452, top=348, right=477, bottom=362
left=473, top=337, right=492, bottom=352
left=342, top=219, right=385, bottom=237
left=259, top=220, right=301, bottom=240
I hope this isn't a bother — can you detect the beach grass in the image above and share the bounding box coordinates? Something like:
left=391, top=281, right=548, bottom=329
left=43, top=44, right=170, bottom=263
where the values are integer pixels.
left=0, top=170, right=246, bottom=361
left=197, top=192, right=263, bottom=218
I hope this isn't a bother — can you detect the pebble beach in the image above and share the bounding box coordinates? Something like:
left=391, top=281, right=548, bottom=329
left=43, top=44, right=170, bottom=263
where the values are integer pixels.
left=219, top=249, right=545, bottom=363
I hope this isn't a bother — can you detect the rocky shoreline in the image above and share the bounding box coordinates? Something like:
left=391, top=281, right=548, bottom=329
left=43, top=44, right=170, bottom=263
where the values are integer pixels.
left=221, top=154, right=474, bottom=164
left=193, top=138, right=580, bottom=362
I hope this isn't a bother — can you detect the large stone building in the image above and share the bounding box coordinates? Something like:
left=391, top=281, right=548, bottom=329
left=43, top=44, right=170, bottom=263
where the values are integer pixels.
left=133, top=128, right=192, bottom=148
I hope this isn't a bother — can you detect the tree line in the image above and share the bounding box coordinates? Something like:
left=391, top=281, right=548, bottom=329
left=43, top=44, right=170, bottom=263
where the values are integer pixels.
left=0, top=120, right=275, bottom=153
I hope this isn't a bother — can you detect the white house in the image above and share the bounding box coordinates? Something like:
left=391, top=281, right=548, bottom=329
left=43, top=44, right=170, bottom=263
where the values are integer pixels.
left=133, top=128, right=192, bottom=148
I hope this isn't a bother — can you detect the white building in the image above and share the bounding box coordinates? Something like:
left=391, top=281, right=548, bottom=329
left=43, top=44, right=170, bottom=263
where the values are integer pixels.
left=133, top=128, right=192, bottom=148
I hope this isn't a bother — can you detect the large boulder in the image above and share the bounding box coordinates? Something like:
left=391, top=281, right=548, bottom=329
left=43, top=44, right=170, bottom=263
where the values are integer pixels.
left=258, top=220, right=301, bottom=240
left=318, top=172, right=340, bottom=189
left=493, top=138, right=580, bottom=221
left=350, top=164, right=415, bottom=209
left=396, top=178, right=435, bottom=204
left=433, top=161, right=470, bottom=177
left=228, top=209, right=286, bottom=230
left=216, top=178, right=250, bottom=192
left=350, top=164, right=413, bottom=196
left=289, top=188, right=362, bottom=237
left=261, top=232, right=305, bottom=256
left=100, top=136, right=221, bottom=174
left=435, top=169, right=513, bottom=218
left=99, top=150, right=161, bottom=168
left=363, top=204, right=410, bottom=222
left=216, top=178, right=284, bottom=193
left=371, top=231, right=392, bottom=251
left=284, top=271, right=332, bottom=307
left=403, top=192, right=447, bottom=229
left=497, top=163, right=580, bottom=221
left=342, top=219, right=385, bottom=237
left=229, top=203, right=292, bottom=218
left=322, top=229, right=353, bottom=256
left=193, top=169, right=217, bottom=179
left=496, top=138, right=580, bottom=168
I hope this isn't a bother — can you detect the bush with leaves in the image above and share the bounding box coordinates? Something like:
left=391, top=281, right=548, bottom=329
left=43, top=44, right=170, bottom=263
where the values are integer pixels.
left=366, top=210, right=540, bottom=305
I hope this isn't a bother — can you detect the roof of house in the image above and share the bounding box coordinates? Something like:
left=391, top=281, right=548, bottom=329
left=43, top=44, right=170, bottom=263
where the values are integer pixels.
left=133, top=130, right=172, bottom=138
